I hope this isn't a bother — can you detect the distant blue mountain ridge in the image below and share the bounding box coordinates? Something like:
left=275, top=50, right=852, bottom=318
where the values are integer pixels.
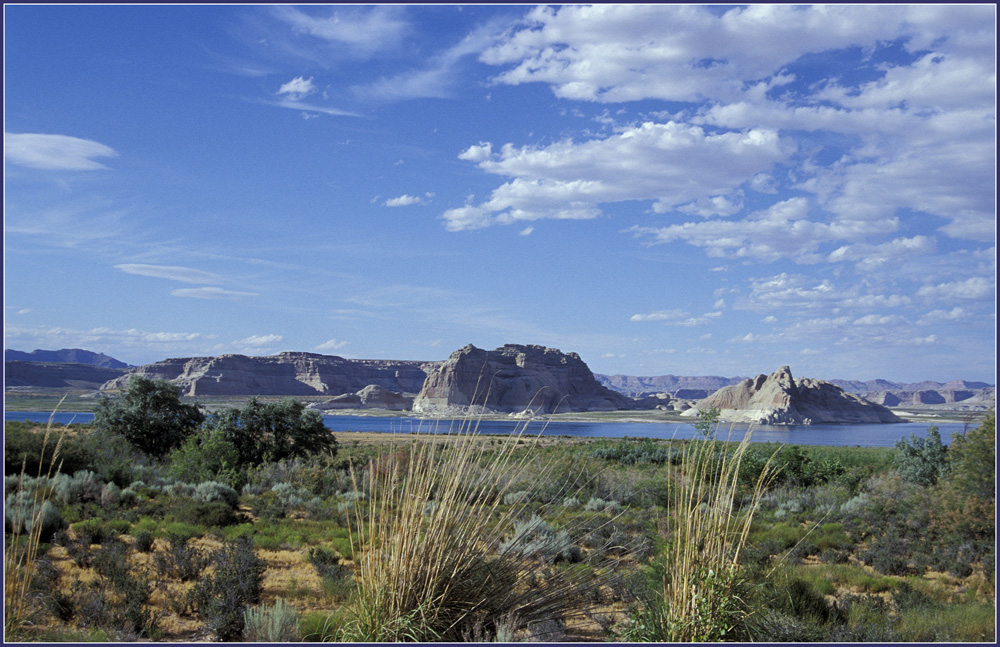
left=4, top=348, right=130, bottom=369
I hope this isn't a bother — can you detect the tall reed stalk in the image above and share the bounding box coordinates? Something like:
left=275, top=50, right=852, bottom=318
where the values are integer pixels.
left=627, top=429, right=778, bottom=642
left=4, top=405, right=67, bottom=639
left=341, top=412, right=614, bottom=642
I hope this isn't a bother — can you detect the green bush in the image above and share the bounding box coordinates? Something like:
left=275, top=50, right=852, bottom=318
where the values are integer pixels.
left=894, top=426, right=949, bottom=486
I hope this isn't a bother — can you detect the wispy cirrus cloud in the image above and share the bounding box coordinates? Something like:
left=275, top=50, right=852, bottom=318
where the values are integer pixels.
left=4, top=133, right=118, bottom=170
left=235, top=334, right=283, bottom=347
left=171, top=287, right=258, bottom=300
left=115, top=264, right=223, bottom=284
left=315, top=338, right=349, bottom=351
left=270, top=5, right=410, bottom=58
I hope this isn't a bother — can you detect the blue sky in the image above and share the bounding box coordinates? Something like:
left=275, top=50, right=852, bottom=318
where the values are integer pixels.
left=3, top=4, right=996, bottom=383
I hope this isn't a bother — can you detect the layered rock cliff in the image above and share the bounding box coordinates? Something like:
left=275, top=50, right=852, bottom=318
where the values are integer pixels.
left=412, top=344, right=633, bottom=414
left=100, top=352, right=439, bottom=397
left=684, top=365, right=903, bottom=425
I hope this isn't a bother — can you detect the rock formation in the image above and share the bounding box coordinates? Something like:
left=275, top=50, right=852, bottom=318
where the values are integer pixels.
left=309, top=385, right=414, bottom=412
left=100, top=352, right=439, bottom=397
left=683, top=365, right=903, bottom=425
left=412, top=344, right=633, bottom=414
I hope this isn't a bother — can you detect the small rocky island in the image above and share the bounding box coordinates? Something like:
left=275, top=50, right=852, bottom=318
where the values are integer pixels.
left=683, top=365, right=903, bottom=425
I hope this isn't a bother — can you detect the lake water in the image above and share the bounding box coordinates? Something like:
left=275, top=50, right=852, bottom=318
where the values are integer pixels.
left=3, top=411, right=971, bottom=447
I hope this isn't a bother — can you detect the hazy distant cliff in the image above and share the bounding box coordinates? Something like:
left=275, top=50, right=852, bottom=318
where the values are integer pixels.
left=100, top=352, right=439, bottom=397
left=412, top=344, right=633, bottom=414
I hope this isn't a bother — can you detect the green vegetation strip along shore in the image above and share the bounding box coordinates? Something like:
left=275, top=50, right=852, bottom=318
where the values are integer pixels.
left=3, top=378, right=994, bottom=642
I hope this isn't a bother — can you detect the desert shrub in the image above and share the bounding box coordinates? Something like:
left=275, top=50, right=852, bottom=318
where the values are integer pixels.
left=84, top=539, right=158, bottom=639
left=500, top=515, right=582, bottom=564
left=154, top=532, right=209, bottom=581
left=894, top=426, right=949, bottom=486
left=99, top=483, right=122, bottom=507
left=191, top=535, right=267, bottom=641
left=6, top=497, right=63, bottom=543
left=244, top=597, right=300, bottom=642
left=306, top=546, right=343, bottom=580
left=860, top=533, right=911, bottom=576
left=132, top=529, right=155, bottom=553
left=583, top=497, right=622, bottom=513
left=193, top=481, right=240, bottom=508
left=590, top=439, right=677, bottom=465
left=169, top=499, right=242, bottom=528
left=71, top=519, right=122, bottom=546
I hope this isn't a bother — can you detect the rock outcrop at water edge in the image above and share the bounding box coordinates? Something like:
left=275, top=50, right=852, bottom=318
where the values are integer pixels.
left=682, top=365, right=903, bottom=425
left=308, top=385, right=414, bottom=411
left=412, top=344, right=634, bottom=414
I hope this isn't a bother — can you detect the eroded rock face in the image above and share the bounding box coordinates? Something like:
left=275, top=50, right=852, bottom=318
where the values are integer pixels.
left=309, top=385, right=414, bottom=411
left=685, top=365, right=903, bottom=425
left=412, top=344, right=633, bottom=414
left=100, top=352, right=438, bottom=397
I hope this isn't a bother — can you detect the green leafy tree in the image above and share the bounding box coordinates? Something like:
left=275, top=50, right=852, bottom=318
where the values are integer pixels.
left=893, top=426, right=949, bottom=486
left=947, top=412, right=995, bottom=501
left=694, top=407, right=721, bottom=440
left=94, top=376, right=204, bottom=458
left=205, top=398, right=336, bottom=468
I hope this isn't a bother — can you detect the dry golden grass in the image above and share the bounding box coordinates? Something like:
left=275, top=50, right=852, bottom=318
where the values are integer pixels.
left=629, top=429, right=779, bottom=642
left=341, top=414, right=620, bottom=642
left=4, top=404, right=68, bottom=639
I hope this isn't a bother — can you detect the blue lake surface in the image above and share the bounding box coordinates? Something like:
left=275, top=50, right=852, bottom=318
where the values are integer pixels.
left=3, top=411, right=971, bottom=447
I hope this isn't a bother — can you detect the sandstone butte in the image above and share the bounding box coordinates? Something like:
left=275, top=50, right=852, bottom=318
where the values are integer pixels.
left=411, top=344, right=633, bottom=415
left=682, top=365, right=904, bottom=425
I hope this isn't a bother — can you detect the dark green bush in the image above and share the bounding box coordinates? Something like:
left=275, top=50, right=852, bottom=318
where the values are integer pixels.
left=132, top=529, right=155, bottom=553
left=168, top=499, right=244, bottom=529
left=306, top=545, right=343, bottom=580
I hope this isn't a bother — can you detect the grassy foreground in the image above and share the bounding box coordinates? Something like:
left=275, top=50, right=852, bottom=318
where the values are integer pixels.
left=3, top=412, right=995, bottom=642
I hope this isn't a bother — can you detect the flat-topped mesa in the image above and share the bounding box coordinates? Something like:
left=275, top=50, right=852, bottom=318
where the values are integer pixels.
left=100, top=352, right=438, bottom=397
left=684, top=365, right=903, bottom=425
left=412, top=343, right=633, bottom=415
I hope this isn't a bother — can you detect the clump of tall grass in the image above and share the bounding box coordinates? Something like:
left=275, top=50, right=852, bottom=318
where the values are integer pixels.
left=341, top=413, right=616, bottom=642
left=625, top=429, right=778, bottom=642
left=4, top=406, right=68, bottom=638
